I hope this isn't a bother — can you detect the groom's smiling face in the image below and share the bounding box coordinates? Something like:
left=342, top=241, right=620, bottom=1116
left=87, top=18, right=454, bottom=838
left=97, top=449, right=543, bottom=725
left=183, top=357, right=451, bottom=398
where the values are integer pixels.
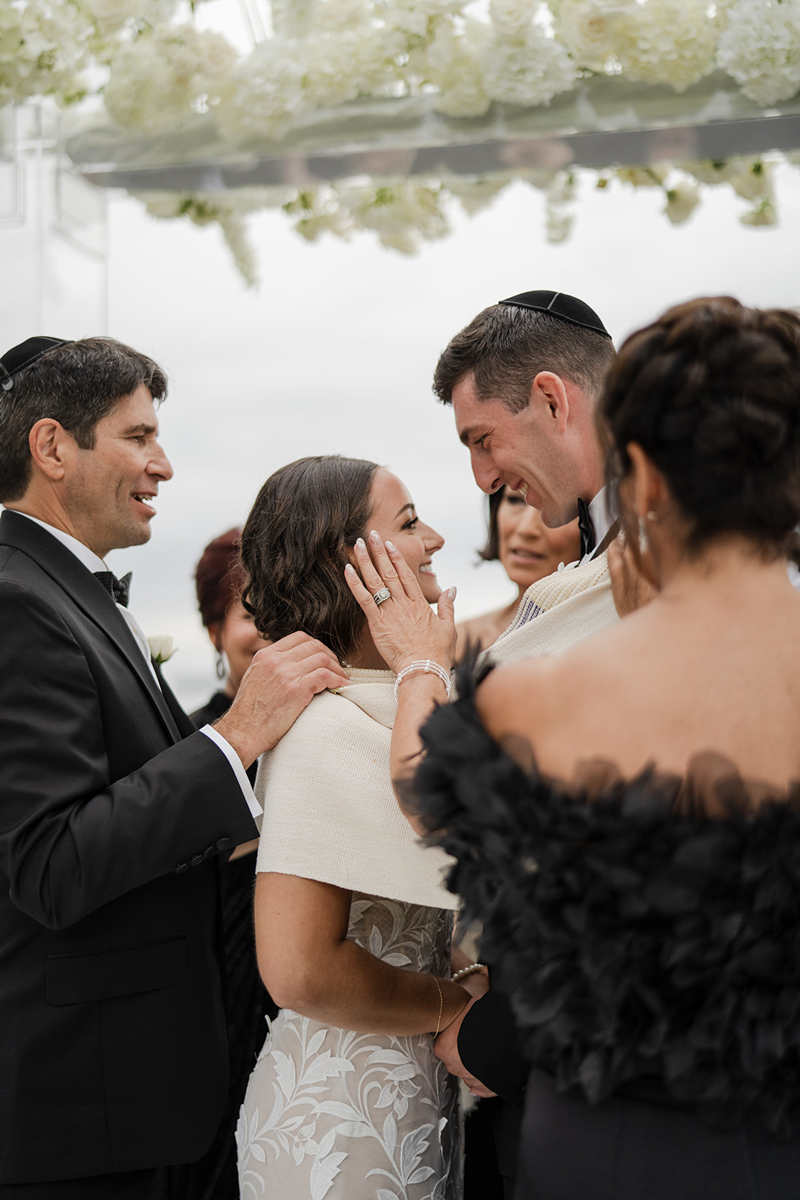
left=451, top=371, right=579, bottom=528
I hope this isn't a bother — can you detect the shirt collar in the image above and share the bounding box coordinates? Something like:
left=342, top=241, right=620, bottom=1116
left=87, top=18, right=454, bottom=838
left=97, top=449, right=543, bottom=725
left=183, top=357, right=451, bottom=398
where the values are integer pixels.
left=587, top=486, right=614, bottom=554
left=11, top=512, right=108, bottom=574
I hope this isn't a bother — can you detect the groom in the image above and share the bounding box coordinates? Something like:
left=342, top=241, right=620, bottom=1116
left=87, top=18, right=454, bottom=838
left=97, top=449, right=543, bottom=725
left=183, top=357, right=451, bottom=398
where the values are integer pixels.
left=434, top=290, right=619, bottom=1193
left=0, top=336, right=346, bottom=1199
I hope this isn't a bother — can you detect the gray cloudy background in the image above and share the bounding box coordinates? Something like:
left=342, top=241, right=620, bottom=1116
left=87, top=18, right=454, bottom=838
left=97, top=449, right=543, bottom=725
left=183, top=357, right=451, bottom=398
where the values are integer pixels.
left=3, top=161, right=799, bottom=709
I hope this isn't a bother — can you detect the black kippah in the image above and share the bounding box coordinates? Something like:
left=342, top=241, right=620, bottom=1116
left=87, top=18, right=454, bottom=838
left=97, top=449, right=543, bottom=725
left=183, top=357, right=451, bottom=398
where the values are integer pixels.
left=0, top=336, right=71, bottom=392
left=499, top=290, right=611, bottom=338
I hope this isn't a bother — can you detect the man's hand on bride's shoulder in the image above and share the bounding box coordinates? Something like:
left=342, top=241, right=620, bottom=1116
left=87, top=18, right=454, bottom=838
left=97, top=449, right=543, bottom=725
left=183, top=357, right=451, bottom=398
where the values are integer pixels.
left=344, top=530, right=457, bottom=675
left=214, top=632, right=348, bottom=766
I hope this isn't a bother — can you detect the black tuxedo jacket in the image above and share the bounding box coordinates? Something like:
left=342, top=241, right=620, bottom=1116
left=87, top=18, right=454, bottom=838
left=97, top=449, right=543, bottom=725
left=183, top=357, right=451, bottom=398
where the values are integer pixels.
left=0, top=511, right=258, bottom=1186
left=458, top=987, right=527, bottom=1183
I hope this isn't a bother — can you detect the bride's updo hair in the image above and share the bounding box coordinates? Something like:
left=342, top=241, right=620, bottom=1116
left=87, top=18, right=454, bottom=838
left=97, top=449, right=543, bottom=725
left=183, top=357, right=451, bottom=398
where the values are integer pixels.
left=600, top=296, right=800, bottom=552
left=240, top=455, right=380, bottom=663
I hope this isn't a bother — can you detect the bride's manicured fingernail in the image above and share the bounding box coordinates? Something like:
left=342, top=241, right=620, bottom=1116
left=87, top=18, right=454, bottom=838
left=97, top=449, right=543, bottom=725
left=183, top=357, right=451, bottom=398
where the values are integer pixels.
left=385, top=540, right=397, bottom=552
left=356, top=537, right=366, bottom=550
left=369, top=529, right=381, bottom=544
left=447, top=586, right=457, bottom=600
left=344, top=563, right=355, bottom=575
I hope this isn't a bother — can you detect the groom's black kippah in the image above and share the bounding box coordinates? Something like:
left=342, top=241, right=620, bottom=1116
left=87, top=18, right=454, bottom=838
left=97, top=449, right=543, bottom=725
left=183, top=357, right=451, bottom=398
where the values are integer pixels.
left=0, top=336, right=71, bottom=392
left=499, top=290, right=611, bottom=338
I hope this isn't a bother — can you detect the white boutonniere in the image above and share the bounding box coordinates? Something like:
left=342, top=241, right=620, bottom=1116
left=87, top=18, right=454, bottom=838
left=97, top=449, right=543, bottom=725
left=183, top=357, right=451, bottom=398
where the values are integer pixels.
left=148, top=635, right=177, bottom=665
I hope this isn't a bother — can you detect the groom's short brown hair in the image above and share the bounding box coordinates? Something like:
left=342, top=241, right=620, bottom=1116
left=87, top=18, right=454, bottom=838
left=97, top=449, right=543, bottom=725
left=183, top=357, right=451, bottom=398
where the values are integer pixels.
left=433, top=303, right=616, bottom=414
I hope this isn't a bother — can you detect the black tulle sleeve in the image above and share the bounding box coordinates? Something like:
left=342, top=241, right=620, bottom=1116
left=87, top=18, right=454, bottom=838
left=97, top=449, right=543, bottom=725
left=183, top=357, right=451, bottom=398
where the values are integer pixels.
left=414, top=662, right=800, bottom=1138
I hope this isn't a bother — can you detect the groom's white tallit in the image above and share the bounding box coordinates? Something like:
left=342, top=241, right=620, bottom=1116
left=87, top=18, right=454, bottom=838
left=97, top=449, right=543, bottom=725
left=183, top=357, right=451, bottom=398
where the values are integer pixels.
left=479, top=549, right=618, bottom=669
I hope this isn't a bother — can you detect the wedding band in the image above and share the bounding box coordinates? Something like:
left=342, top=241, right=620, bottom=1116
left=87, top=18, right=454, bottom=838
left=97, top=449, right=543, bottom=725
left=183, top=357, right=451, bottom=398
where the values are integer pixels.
left=373, top=588, right=392, bottom=606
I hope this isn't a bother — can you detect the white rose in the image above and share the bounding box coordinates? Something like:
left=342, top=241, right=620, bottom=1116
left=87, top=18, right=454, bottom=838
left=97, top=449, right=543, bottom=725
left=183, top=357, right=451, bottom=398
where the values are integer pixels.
left=195, top=30, right=238, bottom=79
left=555, top=0, right=634, bottom=71
left=148, top=635, right=177, bottom=664
left=489, top=0, right=536, bottom=40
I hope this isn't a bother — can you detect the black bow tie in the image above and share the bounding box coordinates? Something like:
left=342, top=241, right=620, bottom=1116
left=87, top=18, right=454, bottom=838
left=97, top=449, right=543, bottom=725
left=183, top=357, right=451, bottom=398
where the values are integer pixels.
left=94, top=570, right=132, bottom=608
left=577, top=498, right=596, bottom=559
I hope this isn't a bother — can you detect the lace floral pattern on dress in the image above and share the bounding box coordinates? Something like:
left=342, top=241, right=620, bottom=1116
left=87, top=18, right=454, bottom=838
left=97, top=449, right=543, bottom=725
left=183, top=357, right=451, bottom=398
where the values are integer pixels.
left=237, top=893, right=460, bottom=1200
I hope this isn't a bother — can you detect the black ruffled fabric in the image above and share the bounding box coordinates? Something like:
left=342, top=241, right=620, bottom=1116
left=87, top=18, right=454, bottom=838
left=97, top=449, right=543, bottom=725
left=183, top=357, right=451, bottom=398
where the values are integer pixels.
left=414, top=663, right=800, bottom=1139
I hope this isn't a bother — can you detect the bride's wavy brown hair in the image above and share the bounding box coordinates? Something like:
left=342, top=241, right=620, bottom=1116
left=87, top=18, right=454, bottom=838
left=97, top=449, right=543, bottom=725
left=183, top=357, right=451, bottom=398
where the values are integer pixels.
left=240, top=455, right=380, bottom=663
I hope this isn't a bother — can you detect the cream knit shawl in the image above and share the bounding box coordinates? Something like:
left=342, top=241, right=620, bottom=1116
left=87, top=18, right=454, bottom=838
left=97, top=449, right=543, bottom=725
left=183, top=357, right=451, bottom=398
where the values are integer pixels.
left=254, top=668, right=458, bottom=911
left=482, top=549, right=618, bottom=669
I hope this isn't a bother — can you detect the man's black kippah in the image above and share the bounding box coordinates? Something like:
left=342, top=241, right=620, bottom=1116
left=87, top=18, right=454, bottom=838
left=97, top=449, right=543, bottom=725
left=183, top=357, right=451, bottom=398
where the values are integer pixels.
left=0, top=336, right=71, bottom=392
left=499, top=290, right=611, bottom=338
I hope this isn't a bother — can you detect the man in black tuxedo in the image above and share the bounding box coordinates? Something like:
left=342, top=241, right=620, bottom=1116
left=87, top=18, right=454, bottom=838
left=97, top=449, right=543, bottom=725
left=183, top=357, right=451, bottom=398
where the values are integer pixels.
left=0, top=336, right=347, bottom=1199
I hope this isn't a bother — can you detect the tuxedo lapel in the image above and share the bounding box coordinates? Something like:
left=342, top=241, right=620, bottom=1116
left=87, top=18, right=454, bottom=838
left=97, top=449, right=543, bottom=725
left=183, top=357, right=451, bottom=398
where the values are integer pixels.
left=0, top=511, right=183, bottom=743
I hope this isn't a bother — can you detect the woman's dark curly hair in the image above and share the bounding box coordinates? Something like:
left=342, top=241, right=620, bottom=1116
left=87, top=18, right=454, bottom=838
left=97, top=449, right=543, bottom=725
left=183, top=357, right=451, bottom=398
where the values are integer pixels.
left=240, top=455, right=380, bottom=663
left=599, top=296, right=800, bottom=554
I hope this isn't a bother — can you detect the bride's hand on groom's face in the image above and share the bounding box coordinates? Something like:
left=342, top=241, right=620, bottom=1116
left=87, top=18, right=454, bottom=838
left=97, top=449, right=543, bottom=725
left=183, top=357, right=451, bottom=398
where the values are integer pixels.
left=344, top=531, right=457, bottom=675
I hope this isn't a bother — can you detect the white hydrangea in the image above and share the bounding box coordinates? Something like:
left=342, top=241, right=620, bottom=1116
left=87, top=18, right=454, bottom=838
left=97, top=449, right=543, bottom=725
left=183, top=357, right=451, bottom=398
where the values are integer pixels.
left=104, top=25, right=238, bottom=133
left=554, top=0, right=635, bottom=72
left=215, top=37, right=305, bottom=142
left=424, top=17, right=491, bottom=117
left=718, top=0, right=800, bottom=106
left=316, top=0, right=373, bottom=32
left=0, top=0, right=90, bottom=107
left=482, top=26, right=576, bottom=106
left=489, top=0, right=537, bottom=40
left=302, top=26, right=393, bottom=108
left=615, top=0, right=716, bottom=91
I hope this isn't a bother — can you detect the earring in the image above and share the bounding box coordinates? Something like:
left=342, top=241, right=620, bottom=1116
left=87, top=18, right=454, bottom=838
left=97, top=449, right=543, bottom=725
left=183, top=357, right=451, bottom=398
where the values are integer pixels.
left=215, top=650, right=226, bottom=680
left=638, top=516, right=649, bottom=554
left=646, top=510, right=657, bottom=522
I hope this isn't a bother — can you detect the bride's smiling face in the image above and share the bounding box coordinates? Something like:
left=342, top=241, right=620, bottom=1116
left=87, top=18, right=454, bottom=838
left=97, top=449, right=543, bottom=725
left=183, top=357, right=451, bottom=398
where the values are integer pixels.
left=366, top=469, right=445, bottom=603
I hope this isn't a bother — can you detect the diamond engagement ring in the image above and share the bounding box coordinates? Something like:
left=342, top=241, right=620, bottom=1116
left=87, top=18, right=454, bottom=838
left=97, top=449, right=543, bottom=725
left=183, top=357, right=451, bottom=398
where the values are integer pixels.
left=373, top=588, right=392, bottom=606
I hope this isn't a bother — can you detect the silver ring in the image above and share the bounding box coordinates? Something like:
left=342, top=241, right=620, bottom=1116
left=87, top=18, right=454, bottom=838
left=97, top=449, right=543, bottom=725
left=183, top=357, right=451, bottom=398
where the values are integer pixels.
left=373, top=587, right=392, bottom=606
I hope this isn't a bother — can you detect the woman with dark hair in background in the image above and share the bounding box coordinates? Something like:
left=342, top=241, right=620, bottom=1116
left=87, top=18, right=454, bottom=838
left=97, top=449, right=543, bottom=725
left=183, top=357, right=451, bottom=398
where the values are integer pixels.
left=235, top=456, right=480, bottom=1200
left=456, top=490, right=580, bottom=656
left=168, top=530, right=275, bottom=1200
left=414, top=297, right=800, bottom=1199
left=192, top=527, right=270, bottom=729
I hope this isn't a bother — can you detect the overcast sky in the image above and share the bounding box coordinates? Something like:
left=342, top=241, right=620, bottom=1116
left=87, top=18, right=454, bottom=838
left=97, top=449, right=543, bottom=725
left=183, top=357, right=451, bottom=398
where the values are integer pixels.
left=3, top=155, right=799, bottom=709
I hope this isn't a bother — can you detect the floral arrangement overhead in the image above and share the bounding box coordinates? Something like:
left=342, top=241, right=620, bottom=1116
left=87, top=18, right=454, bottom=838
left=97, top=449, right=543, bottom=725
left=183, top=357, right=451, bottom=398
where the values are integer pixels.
left=3, top=0, right=800, bottom=132
left=2, top=0, right=798, bottom=281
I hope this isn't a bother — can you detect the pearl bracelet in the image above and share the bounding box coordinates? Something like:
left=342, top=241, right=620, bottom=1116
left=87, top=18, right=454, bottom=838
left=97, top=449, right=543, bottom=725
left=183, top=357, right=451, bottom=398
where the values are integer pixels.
left=451, top=963, right=487, bottom=983
left=393, top=660, right=452, bottom=702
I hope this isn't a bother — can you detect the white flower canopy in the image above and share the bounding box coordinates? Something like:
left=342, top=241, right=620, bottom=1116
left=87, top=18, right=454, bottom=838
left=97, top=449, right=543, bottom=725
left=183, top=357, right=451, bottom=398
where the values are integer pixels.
left=4, top=0, right=800, bottom=282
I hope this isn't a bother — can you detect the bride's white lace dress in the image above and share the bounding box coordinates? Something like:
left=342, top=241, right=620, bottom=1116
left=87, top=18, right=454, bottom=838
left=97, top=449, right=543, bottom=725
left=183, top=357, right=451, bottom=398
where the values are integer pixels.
left=236, top=891, right=461, bottom=1200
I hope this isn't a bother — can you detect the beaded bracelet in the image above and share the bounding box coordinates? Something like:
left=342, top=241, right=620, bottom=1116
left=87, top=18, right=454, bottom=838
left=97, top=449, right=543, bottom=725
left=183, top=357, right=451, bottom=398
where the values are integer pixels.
left=393, top=659, right=452, bottom=702
left=451, top=963, right=487, bottom=983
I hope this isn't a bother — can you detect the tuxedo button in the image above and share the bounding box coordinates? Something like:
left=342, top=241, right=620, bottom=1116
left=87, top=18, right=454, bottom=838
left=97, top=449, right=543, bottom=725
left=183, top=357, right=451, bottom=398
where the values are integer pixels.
left=190, top=853, right=204, bottom=868
left=203, top=844, right=216, bottom=860
left=216, top=837, right=233, bottom=852
left=175, top=862, right=189, bottom=875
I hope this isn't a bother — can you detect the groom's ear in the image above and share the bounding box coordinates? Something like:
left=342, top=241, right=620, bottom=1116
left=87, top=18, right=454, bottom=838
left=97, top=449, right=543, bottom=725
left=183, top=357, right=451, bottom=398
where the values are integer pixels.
left=28, top=418, right=73, bottom=483
left=530, top=372, right=570, bottom=433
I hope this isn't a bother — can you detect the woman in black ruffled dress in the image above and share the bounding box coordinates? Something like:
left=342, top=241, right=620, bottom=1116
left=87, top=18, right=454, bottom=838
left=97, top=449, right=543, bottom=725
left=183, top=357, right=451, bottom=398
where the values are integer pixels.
left=349, top=296, right=800, bottom=1199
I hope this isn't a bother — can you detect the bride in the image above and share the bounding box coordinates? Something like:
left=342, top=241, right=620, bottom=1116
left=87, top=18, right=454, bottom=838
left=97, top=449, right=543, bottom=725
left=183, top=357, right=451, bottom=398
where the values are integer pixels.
left=235, top=455, right=483, bottom=1200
